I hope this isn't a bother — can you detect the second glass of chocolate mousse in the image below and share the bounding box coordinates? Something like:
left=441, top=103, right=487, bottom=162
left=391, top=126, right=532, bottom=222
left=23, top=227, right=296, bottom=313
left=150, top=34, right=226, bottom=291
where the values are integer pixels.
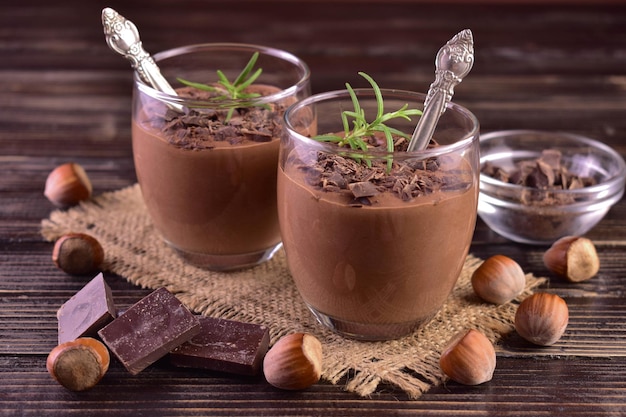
left=278, top=83, right=480, bottom=340
left=132, top=43, right=310, bottom=270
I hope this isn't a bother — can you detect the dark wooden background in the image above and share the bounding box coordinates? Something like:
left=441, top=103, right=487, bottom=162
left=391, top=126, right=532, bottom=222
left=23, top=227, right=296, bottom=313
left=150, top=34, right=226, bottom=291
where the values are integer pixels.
left=2, top=0, right=626, bottom=415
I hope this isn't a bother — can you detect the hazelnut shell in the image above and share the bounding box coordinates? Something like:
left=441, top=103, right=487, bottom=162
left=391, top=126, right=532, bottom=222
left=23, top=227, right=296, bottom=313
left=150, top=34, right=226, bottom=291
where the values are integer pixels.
left=52, top=233, right=104, bottom=275
left=471, top=255, right=526, bottom=304
left=263, top=333, right=322, bottom=390
left=46, top=337, right=110, bottom=391
left=44, top=162, right=92, bottom=207
left=514, top=292, right=569, bottom=346
left=543, top=236, right=600, bottom=282
left=439, top=329, right=496, bottom=385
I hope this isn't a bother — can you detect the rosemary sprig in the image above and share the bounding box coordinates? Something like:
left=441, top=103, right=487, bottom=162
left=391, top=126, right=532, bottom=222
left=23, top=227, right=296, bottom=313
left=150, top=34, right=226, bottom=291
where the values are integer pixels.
left=177, top=52, right=268, bottom=123
left=312, top=72, right=422, bottom=171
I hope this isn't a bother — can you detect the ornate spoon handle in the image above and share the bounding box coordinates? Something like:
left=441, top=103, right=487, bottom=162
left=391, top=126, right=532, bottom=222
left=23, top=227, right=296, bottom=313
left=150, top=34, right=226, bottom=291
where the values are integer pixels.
left=101, top=8, right=183, bottom=111
left=407, top=29, right=474, bottom=151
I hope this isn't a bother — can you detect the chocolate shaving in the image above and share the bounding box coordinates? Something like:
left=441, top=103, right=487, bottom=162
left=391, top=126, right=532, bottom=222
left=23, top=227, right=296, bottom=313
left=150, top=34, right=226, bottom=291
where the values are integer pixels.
left=150, top=85, right=286, bottom=150
left=300, top=133, right=469, bottom=203
left=348, top=181, right=379, bottom=198
left=540, top=149, right=562, bottom=170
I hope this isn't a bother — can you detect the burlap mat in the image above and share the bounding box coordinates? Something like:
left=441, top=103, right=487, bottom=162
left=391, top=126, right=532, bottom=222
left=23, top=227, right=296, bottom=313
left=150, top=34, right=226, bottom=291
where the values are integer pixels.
left=41, top=184, right=546, bottom=399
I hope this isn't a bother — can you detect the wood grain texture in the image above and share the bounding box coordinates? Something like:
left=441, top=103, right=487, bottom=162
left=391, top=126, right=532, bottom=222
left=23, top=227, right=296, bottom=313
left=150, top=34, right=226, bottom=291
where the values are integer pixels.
left=1, top=0, right=626, bottom=415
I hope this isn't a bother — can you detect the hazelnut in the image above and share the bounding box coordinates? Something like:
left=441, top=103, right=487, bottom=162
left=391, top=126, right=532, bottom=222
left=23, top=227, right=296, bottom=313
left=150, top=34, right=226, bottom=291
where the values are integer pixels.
left=46, top=337, right=110, bottom=391
left=543, top=236, right=600, bottom=282
left=471, top=255, right=526, bottom=304
left=44, top=162, right=92, bottom=207
left=263, top=332, right=322, bottom=390
left=439, top=329, right=496, bottom=385
left=52, top=233, right=104, bottom=275
left=514, top=292, right=568, bottom=346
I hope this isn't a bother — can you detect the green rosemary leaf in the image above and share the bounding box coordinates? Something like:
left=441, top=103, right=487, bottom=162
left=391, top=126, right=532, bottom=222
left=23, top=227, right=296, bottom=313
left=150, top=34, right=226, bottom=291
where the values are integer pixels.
left=237, top=68, right=263, bottom=91
left=176, top=78, right=217, bottom=92
left=233, top=52, right=260, bottom=86
left=311, top=72, right=423, bottom=172
left=315, top=134, right=344, bottom=143
left=177, top=52, right=267, bottom=124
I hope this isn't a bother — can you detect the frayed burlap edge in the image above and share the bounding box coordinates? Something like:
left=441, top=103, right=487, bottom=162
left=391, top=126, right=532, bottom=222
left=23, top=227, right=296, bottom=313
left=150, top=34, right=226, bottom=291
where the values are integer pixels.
left=41, top=184, right=547, bottom=399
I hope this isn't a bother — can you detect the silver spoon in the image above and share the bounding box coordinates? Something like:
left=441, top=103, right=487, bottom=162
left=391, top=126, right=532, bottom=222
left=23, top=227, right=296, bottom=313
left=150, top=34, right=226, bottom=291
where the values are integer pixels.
left=101, top=7, right=183, bottom=112
left=407, top=29, right=474, bottom=152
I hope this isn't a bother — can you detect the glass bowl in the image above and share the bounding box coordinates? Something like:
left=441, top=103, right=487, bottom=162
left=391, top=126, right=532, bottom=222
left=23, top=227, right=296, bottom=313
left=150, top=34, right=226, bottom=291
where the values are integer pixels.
left=478, top=130, right=626, bottom=245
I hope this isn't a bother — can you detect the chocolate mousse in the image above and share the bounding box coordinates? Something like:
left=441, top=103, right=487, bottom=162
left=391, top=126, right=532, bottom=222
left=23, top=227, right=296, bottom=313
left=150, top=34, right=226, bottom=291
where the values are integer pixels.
left=132, top=84, right=290, bottom=268
left=278, top=135, right=478, bottom=338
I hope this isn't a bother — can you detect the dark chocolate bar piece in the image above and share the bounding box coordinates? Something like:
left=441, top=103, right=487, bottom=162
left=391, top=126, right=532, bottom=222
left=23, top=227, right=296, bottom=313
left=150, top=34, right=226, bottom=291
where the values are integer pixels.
left=57, top=272, right=117, bottom=344
left=169, top=316, right=270, bottom=376
left=98, top=287, right=200, bottom=375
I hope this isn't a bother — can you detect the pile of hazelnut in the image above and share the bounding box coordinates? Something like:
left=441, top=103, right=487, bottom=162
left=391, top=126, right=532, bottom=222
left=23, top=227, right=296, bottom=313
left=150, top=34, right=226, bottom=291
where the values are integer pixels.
left=440, top=235, right=600, bottom=385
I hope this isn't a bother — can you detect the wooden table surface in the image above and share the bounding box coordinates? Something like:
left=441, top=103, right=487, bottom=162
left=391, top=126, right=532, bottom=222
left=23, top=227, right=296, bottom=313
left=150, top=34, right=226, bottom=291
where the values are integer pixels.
left=2, top=0, right=626, bottom=415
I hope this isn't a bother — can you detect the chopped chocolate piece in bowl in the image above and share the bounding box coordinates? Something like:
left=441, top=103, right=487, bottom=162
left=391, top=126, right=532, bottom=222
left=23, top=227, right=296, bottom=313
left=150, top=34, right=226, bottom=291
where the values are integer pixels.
left=478, top=130, right=626, bottom=244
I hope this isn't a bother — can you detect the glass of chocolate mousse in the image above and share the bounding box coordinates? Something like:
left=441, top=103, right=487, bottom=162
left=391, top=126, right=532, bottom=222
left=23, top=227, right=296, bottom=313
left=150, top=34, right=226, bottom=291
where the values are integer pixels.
left=278, top=87, right=480, bottom=340
left=132, top=44, right=310, bottom=270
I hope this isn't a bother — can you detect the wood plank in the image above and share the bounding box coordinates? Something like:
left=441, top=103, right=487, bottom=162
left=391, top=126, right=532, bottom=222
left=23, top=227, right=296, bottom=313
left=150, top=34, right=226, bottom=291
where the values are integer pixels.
left=1, top=0, right=626, bottom=414
left=1, top=356, right=625, bottom=416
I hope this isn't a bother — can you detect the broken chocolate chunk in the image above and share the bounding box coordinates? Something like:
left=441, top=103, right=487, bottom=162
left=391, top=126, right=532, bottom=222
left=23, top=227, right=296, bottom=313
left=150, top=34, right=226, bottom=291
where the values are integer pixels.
left=348, top=181, right=379, bottom=198
left=539, top=149, right=562, bottom=171
left=57, top=272, right=117, bottom=344
left=98, top=287, right=200, bottom=375
left=536, top=159, right=556, bottom=187
left=169, top=316, right=270, bottom=376
left=526, top=164, right=550, bottom=189
left=481, top=161, right=510, bottom=183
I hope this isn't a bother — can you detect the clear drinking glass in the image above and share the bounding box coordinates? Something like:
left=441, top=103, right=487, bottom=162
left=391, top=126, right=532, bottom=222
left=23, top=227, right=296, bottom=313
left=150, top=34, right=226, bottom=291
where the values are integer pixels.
left=278, top=89, right=480, bottom=340
left=132, top=43, right=310, bottom=270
